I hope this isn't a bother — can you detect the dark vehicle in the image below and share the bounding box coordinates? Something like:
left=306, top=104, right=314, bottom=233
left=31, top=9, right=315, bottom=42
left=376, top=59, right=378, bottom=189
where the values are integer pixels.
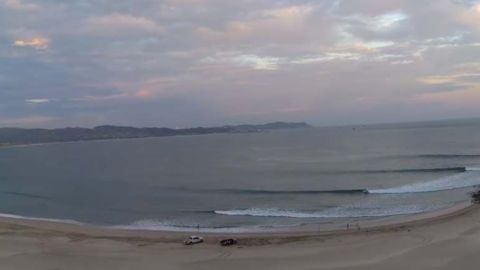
left=220, top=238, right=238, bottom=246
left=472, top=189, right=480, bottom=204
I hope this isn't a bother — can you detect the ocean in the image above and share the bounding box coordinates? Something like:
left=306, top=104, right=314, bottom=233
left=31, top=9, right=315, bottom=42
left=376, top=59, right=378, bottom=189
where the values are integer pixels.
left=1, top=119, right=480, bottom=232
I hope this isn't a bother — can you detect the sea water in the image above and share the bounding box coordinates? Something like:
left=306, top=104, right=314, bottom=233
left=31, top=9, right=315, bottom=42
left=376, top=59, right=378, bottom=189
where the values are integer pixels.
left=1, top=119, right=480, bottom=232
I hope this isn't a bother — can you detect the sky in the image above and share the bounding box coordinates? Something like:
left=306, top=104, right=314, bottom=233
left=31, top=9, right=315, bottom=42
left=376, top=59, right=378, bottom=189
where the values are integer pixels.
left=1, top=0, right=480, bottom=128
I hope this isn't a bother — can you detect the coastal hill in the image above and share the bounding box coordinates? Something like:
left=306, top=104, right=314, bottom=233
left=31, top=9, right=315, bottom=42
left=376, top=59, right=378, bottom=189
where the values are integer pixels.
left=0, top=122, right=311, bottom=145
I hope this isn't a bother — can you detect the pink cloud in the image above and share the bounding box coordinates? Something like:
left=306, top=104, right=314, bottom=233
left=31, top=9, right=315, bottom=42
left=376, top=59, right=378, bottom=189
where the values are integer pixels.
left=14, top=37, right=49, bottom=49
left=195, top=4, right=325, bottom=44
left=3, top=0, right=39, bottom=10
left=84, top=13, right=165, bottom=37
left=0, top=115, right=56, bottom=127
left=134, top=89, right=155, bottom=98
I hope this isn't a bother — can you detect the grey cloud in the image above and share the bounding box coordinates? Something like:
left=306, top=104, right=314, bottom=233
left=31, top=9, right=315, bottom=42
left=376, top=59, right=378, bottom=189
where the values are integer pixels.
left=0, top=0, right=480, bottom=127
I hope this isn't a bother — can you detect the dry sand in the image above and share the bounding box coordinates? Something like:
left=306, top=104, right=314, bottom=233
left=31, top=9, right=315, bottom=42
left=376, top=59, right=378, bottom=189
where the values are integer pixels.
left=1, top=202, right=480, bottom=270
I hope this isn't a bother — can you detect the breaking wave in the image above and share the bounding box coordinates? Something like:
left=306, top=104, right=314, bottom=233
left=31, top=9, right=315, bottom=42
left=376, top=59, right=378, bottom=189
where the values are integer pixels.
left=0, top=190, right=54, bottom=201
left=378, top=154, right=480, bottom=160
left=217, top=167, right=480, bottom=195
left=0, top=213, right=83, bottom=225
left=368, top=171, right=480, bottom=194
left=218, top=189, right=368, bottom=195
left=214, top=205, right=435, bottom=218
left=349, top=167, right=467, bottom=174
left=407, top=154, right=480, bottom=159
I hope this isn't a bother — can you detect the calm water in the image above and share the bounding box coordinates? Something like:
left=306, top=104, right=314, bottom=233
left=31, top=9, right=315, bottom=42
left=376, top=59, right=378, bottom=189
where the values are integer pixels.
left=1, top=119, right=480, bottom=232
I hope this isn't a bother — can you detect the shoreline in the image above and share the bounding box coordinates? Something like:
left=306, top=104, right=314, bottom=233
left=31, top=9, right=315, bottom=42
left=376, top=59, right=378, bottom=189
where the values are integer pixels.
left=2, top=194, right=480, bottom=269
left=0, top=201, right=474, bottom=244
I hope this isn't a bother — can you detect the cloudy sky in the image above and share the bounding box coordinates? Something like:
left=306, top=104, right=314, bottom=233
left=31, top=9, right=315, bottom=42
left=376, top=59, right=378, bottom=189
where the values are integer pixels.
left=1, top=0, right=480, bottom=128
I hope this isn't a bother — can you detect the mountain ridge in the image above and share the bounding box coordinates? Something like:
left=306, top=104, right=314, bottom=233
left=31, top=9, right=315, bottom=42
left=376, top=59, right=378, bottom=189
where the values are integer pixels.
left=0, top=122, right=311, bottom=146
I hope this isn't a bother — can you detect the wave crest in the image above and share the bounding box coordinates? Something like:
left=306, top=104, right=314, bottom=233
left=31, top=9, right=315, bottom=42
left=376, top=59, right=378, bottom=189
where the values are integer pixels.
left=368, top=171, right=480, bottom=194
left=215, top=205, right=433, bottom=218
left=219, top=189, right=368, bottom=195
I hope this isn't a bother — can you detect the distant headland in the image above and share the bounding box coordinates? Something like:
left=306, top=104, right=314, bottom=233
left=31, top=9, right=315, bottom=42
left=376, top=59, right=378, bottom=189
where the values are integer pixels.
left=0, top=122, right=311, bottom=146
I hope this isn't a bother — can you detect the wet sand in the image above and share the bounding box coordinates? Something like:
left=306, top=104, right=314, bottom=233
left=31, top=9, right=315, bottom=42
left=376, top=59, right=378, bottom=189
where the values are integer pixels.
left=1, top=202, right=480, bottom=269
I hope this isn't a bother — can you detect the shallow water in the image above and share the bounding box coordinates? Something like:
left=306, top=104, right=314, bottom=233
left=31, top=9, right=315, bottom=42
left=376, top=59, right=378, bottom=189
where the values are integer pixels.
left=1, top=119, right=480, bottom=231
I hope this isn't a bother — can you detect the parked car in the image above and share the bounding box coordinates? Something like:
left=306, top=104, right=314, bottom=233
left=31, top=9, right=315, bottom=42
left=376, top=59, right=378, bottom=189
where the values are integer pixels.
left=184, top=236, right=204, bottom=245
left=220, top=238, right=238, bottom=246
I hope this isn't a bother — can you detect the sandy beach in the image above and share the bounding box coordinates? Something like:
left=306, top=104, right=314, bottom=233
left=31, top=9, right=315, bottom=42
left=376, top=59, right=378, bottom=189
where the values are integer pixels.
left=0, top=202, right=479, bottom=269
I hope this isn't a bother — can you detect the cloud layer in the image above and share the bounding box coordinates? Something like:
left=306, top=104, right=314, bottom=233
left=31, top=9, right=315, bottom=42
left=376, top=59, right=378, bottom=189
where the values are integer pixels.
left=1, top=0, right=480, bottom=127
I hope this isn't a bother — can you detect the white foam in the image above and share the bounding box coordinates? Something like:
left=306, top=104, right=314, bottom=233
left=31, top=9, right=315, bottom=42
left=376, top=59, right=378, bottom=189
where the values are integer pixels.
left=215, top=205, right=432, bottom=218
left=368, top=171, right=480, bottom=194
left=215, top=209, right=322, bottom=218
left=0, top=213, right=83, bottom=225
left=111, top=220, right=267, bottom=233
